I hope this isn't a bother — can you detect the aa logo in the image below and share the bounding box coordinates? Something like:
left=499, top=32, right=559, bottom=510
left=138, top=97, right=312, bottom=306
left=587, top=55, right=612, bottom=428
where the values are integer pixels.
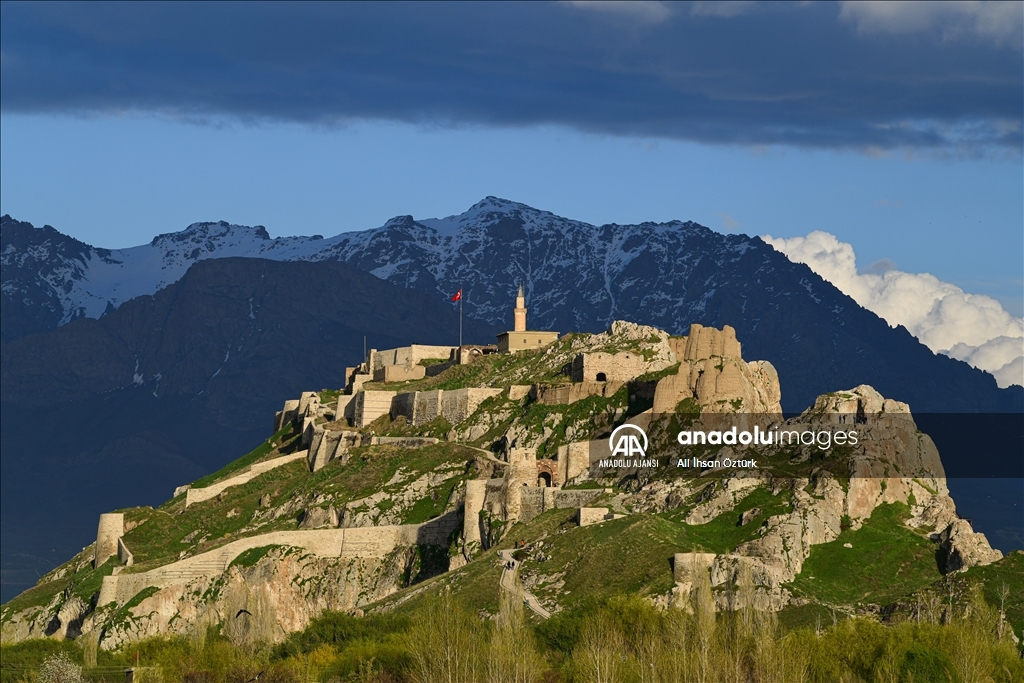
left=609, top=424, right=648, bottom=458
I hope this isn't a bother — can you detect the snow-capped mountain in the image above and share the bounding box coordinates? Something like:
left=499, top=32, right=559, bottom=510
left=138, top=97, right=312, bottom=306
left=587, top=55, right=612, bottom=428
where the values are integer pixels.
left=2, top=199, right=1019, bottom=412
left=3, top=198, right=767, bottom=332
left=0, top=198, right=815, bottom=339
left=1, top=215, right=327, bottom=336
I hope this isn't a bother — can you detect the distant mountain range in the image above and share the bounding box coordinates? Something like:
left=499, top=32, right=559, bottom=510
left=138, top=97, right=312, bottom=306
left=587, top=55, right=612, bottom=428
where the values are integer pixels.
left=1, top=199, right=1020, bottom=601
left=3, top=199, right=1020, bottom=413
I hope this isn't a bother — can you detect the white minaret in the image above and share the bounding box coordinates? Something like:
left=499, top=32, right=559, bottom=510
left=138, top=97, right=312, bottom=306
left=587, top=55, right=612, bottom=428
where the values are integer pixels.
left=513, top=283, right=527, bottom=332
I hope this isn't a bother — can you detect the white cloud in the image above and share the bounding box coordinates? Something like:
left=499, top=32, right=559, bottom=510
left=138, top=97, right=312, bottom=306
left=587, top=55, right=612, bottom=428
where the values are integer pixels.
left=762, top=230, right=1024, bottom=388
left=690, top=1, right=758, bottom=18
left=839, top=1, right=1023, bottom=50
left=991, top=356, right=1024, bottom=390
left=564, top=1, right=672, bottom=24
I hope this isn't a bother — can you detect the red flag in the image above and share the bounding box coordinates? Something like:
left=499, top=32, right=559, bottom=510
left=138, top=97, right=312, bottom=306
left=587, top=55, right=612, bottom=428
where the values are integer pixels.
left=451, top=289, right=462, bottom=302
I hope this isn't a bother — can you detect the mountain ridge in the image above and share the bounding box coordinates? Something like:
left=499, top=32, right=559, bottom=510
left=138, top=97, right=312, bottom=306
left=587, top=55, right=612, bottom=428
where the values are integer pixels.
left=3, top=201, right=1020, bottom=414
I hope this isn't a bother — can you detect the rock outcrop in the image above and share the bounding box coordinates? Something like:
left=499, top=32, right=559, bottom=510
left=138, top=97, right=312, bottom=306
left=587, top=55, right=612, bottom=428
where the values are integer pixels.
left=939, top=519, right=1004, bottom=573
left=647, top=382, right=1001, bottom=609
left=653, top=324, right=782, bottom=415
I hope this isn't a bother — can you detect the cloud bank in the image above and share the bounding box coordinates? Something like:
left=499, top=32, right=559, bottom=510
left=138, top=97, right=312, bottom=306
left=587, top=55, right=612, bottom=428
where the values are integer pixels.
left=839, top=1, right=1023, bottom=48
left=762, top=231, right=1023, bottom=388
left=1, top=2, right=1020, bottom=155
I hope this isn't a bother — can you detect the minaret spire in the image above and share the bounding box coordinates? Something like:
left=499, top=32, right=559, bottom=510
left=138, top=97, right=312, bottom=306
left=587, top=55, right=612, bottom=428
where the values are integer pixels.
left=514, top=282, right=527, bottom=332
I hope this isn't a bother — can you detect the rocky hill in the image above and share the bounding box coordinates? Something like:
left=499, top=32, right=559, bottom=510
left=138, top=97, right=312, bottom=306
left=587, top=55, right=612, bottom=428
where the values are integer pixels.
left=3, top=203, right=1020, bottom=414
left=0, top=257, right=498, bottom=602
left=4, top=322, right=1018, bottom=658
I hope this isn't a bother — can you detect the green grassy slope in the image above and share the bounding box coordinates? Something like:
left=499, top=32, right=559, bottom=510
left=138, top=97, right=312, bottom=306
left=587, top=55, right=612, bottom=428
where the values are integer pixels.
left=789, top=503, right=943, bottom=606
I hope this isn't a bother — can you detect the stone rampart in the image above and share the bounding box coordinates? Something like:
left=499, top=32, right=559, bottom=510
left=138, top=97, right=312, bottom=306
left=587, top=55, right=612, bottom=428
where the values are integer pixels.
left=185, top=451, right=308, bottom=507
left=571, top=351, right=672, bottom=383
left=532, top=381, right=624, bottom=405
left=514, top=485, right=604, bottom=524
left=349, top=373, right=371, bottom=394
left=374, top=365, right=426, bottom=382
left=390, top=392, right=418, bottom=422
left=309, top=428, right=346, bottom=472
left=101, top=513, right=462, bottom=606
left=551, top=488, right=604, bottom=509
left=117, top=538, right=134, bottom=567
left=482, top=478, right=508, bottom=516
left=335, top=394, right=356, bottom=425
left=520, top=488, right=544, bottom=521
left=578, top=507, right=619, bottom=526
left=508, top=385, right=532, bottom=400
left=368, top=436, right=439, bottom=448
left=672, top=552, right=718, bottom=583
left=95, top=513, right=124, bottom=568
left=301, top=416, right=316, bottom=447
left=373, top=344, right=454, bottom=370
left=274, top=399, right=301, bottom=432
left=425, top=360, right=456, bottom=377
left=354, top=391, right=396, bottom=427
left=556, top=440, right=608, bottom=483
left=441, top=388, right=502, bottom=425
left=413, top=391, right=442, bottom=425
left=298, top=392, right=320, bottom=418
left=463, top=480, right=487, bottom=546
left=391, top=388, right=503, bottom=426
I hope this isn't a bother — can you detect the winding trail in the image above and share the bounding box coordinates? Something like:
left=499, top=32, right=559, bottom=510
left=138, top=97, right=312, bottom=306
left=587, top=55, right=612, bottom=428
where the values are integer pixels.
left=498, top=549, right=551, bottom=619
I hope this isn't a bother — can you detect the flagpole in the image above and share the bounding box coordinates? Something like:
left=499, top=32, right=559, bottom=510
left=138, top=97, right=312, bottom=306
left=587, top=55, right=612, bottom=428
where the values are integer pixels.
left=459, top=287, right=463, bottom=349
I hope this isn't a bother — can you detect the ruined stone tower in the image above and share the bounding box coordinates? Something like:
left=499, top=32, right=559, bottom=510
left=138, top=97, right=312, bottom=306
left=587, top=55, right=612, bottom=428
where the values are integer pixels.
left=513, top=283, right=527, bottom=332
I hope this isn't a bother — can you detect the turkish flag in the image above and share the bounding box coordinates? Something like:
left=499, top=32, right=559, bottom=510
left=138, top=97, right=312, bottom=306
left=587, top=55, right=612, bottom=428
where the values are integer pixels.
left=451, top=289, right=462, bottom=302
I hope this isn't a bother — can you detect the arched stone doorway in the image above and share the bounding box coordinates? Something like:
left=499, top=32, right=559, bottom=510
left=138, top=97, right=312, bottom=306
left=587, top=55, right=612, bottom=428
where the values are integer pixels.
left=538, top=472, right=552, bottom=487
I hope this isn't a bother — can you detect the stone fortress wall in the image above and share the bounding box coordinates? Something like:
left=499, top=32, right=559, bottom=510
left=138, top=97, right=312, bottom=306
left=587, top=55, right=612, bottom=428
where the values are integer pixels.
left=572, top=351, right=661, bottom=383
left=389, top=387, right=504, bottom=426
left=354, top=390, right=397, bottom=426
left=184, top=451, right=309, bottom=507
left=98, top=511, right=461, bottom=607
left=370, top=344, right=455, bottom=382
left=371, top=344, right=455, bottom=373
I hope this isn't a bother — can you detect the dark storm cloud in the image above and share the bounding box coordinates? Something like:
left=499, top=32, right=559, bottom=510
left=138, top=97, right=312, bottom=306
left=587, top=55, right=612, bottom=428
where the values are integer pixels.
left=1, top=1, right=1021, bottom=153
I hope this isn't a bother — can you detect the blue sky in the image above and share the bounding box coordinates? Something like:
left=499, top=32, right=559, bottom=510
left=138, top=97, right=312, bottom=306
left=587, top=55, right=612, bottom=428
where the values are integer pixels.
left=1, top=1, right=1022, bottom=314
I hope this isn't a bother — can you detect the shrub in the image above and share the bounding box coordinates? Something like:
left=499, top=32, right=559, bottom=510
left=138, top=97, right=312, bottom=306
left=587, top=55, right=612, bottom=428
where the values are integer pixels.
left=37, top=651, right=83, bottom=683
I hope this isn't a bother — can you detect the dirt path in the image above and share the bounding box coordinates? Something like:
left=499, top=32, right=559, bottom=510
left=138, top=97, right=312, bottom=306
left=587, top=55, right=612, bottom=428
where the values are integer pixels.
left=498, top=548, right=551, bottom=619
